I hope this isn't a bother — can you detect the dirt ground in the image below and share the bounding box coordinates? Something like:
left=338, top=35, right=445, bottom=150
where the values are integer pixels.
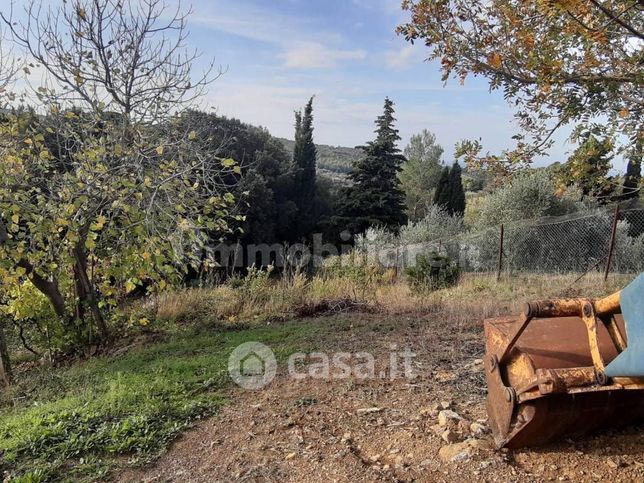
left=122, top=312, right=644, bottom=482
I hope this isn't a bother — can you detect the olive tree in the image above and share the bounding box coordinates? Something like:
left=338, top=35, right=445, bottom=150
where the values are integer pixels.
left=0, top=0, right=237, bottom=347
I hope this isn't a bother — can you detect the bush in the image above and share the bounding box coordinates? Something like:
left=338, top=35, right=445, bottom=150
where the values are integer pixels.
left=405, top=252, right=460, bottom=292
left=399, top=204, right=465, bottom=244
left=471, top=170, right=580, bottom=229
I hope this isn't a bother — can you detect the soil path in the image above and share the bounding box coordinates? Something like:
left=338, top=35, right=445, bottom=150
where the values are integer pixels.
left=123, top=314, right=644, bottom=482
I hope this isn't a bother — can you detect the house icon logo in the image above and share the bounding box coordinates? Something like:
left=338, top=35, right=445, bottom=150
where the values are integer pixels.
left=228, top=342, right=277, bottom=390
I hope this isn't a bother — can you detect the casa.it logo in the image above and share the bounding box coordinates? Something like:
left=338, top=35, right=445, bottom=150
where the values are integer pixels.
left=228, top=341, right=277, bottom=390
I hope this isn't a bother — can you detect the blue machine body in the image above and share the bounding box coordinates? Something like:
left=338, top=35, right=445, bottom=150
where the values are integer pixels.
left=605, top=273, right=644, bottom=378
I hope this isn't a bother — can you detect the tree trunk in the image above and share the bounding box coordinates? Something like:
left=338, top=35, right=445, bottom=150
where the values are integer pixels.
left=17, top=259, right=68, bottom=319
left=0, top=324, right=12, bottom=388
left=73, top=243, right=109, bottom=341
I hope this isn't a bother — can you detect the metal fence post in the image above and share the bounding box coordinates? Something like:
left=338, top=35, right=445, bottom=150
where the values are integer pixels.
left=604, top=204, right=621, bottom=282
left=496, top=224, right=504, bottom=281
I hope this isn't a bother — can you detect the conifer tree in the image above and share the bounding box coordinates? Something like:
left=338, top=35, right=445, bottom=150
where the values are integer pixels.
left=448, top=162, right=466, bottom=216
left=340, top=97, right=407, bottom=234
left=291, top=97, right=317, bottom=238
left=433, top=166, right=450, bottom=209
left=622, top=139, right=642, bottom=200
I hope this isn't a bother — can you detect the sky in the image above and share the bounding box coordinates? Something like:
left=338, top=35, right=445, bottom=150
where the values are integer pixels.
left=181, top=0, right=578, bottom=167
left=5, top=0, right=626, bottom=170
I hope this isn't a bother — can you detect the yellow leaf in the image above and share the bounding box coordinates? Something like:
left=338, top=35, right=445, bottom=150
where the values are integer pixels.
left=156, top=145, right=164, bottom=155
left=619, top=108, right=629, bottom=118
left=11, top=214, right=19, bottom=224
left=188, top=130, right=197, bottom=140
left=15, top=266, right=26, bottom=277
left=142, top=251, right=151, bottom=261
left=125, top=280, right=136, bottom=293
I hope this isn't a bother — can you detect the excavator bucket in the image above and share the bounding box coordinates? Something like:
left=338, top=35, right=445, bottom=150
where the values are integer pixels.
left=484, top=274, right=644, bottom=448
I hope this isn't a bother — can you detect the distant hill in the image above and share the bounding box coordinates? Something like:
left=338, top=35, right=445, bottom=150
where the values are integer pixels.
left=278, top=138, right=362, bottom=180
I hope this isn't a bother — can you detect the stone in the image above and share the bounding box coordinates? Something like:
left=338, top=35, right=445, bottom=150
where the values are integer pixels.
left=467, top=438, right=494, bottom=451
left=285, top=452, right=296, bottom=460
left=458, top=419, right=472, bottom=434
left=441, top=429, right=460, bottom=443
left=439, top=400, right=452, bottom=409
left=438, top=442, right=473, bottom=463
left=470, top=422, right=488, bottom=437
left=438, top=410, right=462, bottom=427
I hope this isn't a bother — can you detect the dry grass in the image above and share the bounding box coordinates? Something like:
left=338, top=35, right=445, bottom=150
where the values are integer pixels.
left=150, top=268, right=636, bottom=331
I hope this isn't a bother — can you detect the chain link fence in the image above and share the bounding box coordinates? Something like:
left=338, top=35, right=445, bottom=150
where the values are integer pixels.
left=364, top=204, right=644, bottom=277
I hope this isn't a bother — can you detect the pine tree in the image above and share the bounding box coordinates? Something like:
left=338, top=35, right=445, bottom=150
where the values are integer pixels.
left=291, top=97, right=317, bottom=238
left=448, top=162, right=466, bottom=216
left=433, top=166, right=450, bottom=209
left=399, top=129, right=444, bottom=220
left=340, top=97, right=407, bottom=234
left=622, top=139, right=642, bottom=199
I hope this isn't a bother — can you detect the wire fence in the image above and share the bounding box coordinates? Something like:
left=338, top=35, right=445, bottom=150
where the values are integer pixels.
left=363, top=203, right=644, bottom=278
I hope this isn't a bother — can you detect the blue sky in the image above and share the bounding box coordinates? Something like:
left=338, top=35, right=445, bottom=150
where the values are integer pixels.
left=8, top=0, right=618, bottom=168
left=182, top=0, right=579, bottom=166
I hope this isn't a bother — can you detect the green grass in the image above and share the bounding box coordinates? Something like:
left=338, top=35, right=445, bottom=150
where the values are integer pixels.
left=0, top=321, right=320, bottom=482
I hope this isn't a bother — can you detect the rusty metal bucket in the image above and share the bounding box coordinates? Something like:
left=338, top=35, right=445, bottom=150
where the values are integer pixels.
left=484, top=275, right=644, bottom=448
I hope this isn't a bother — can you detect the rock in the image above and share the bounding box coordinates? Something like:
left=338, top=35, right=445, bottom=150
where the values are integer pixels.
left=357, top=407, right=383, bottom=415
left=439, top=400, right=452, bottom=410
left=470, top=422, right=488, bottom=437
left=458, top=419, right=472, bottom=434
left=441, top=429, right=460, bottom=443
left=419, top=405, right=439, bottom=418
left=606, top=458, right=626, bottom=470
left=439, top=442, right=473, bottom=463
left=467, top=438, right=494, bottom=451
left=285, top=452, right=296, bottom=460
left=438, top=410, right=462, bottom=427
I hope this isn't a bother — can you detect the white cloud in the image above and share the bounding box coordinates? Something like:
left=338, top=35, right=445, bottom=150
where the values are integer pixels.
left=384, top=44, right=418, bottom=70
left=281, top=43, right=366, bottom=69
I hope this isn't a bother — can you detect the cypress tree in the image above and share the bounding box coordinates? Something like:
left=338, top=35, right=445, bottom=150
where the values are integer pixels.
left=291, top=97, right=317, bottom=238
left=448, top=162, right=466, bottom=216
left=623, top=139, right=641, bottom=199
left=433, top=166, right=450, bottom=209
left=340, top=97, right=407, bottom=234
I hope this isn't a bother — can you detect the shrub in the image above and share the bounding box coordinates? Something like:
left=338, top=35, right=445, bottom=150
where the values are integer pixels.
left=405, top=252, right=460, bottom=292
left=399, top=204, right=465, bottom=244
left=471, top=170, right=580, bottom=229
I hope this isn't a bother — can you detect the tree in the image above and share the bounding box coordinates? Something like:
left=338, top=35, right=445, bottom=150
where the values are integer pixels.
left=398, top=1, right=644, bottom=175
left=473, top=170, right=578, bottom=229
left=0, top=320, right=10, bottom=387
left=176, top=110, right=298, bottom=246
left=0, top=1, right=235, bottom=347
left=557, top=133, right=615, bottom=201
left=433, top=166, right=451, bottom=209
left=291, top=97, right=318, bottom=239
left=399, top=129, right=444, bottom=220
left=623, top=139, right=642, bottom=199
left=433, top=163, right=466, bottom=215
left=448, top=162, right=466, bottom=216
left=340, top=97, right=407, bottom=234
